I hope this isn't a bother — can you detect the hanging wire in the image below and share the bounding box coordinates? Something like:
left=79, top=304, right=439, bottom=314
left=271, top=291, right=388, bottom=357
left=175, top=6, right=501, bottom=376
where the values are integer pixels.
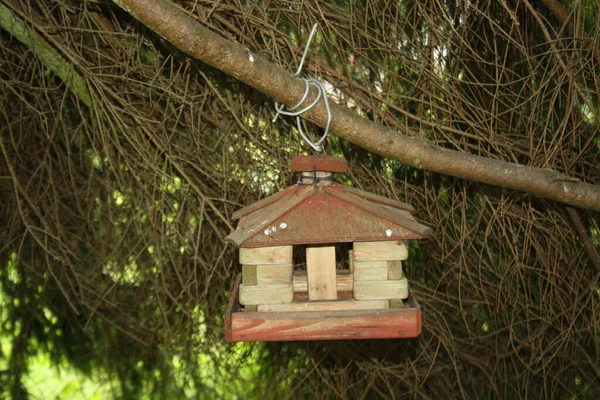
left=272, top=24, right=331, bottom=152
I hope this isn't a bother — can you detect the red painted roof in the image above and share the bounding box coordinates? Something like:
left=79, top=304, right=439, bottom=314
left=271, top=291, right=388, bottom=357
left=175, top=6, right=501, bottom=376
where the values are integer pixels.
left=227, top=182, right=432, bottom=248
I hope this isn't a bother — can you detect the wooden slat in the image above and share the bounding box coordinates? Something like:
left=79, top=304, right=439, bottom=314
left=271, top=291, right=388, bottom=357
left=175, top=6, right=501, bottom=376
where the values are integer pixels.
left=229, top=306, right=421, bottom=341
left=232, top=185, right=301, bottom=220
left=293, top=271, right=353, bottom=292
left=354, top=278, right=409, bottom=300
left=353, top=241, right=408, bottom=261
left=227, top=187, right=314, bottom=246
left=306, top=246, right=337, bottom=300
left=294, top=291, right=353, bottom=301
left=255, top=264, right=293, bottom=285
left=226, top=274, right=422, bottom=342
left=239, top=246, right=292, bottom=265
left=291, top=155, right=348, bottom=172
left=338, top=185, right=415, bottom=212
left=348, top=250, right=354, bottom=273
left=245, top=305, right=258, bottom=312
left=387, top=260, right=403, bottom=280
left=239, top=284, right=294, bottom=305
left=242, top=265, right=257, bottom=285
left=325, top=188, right=432, bottom=236
left=257, top=300, right=388, bottom=312
left=224, top=274, right=242, bottom=341
left=353, top=261, right=388, bottom=281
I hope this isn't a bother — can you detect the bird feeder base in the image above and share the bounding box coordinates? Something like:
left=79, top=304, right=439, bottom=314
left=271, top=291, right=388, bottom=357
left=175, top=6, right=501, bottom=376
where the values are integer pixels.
left=225, top=274, right=422, bottom=342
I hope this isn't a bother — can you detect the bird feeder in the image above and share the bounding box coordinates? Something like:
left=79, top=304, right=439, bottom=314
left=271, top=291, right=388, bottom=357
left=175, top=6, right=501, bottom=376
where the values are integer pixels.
left=224, top=155, right=432, bottom=341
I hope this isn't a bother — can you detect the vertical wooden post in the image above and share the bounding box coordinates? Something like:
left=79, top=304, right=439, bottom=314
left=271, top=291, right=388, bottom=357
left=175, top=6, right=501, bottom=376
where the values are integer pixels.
left=306, top=246, right=337, bottom=300
left=388, top=261, right=404, bottom=308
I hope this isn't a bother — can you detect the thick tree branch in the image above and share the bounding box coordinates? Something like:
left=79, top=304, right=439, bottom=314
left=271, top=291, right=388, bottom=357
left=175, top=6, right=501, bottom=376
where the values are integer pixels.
left=113, top=0, right=600, bottom=211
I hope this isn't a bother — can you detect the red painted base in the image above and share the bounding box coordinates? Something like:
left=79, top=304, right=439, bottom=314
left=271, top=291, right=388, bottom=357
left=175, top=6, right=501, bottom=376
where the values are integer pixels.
left=225, top=274, right=422, bottom=342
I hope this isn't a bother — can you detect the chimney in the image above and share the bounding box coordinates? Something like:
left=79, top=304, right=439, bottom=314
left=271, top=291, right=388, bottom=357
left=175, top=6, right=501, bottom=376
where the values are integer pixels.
left=291, top=155, right=348, bottom=186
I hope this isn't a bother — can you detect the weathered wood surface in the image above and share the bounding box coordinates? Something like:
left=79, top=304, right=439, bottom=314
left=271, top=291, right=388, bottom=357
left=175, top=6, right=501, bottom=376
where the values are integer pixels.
left=354, top=278, right=409, bottom=300
left=239, top=283, right=294, bottom=305
left=353, top=241, right=408, bottom=261
left=232, top=185, right=300, bottom=220
left=293, top=271, right=353, bottom=292
left=226, top=274, right=422, bottom=341
left=229, top=307, right=421, bottom=341
left=387, top=260, right=403, bottom=280
left=324, top=189, right=432, bottom=236
left=224, top=274, right=242, bottom=341
left=257, top=299, right=388, bottom=312
left=239, top=246, right=293, bottom=265
left=353, top=261, right=388, bottom=281
left=255, top=264, right=293, bottom=285
left=244, top=264, right=293, bottom=286
left=340, top=185, right=415, bottom=212
left=306, top=246, right=337, bottom=300
left=294, top=291, right=353, bottom=301
left=291, top=155, right=348, bottom=172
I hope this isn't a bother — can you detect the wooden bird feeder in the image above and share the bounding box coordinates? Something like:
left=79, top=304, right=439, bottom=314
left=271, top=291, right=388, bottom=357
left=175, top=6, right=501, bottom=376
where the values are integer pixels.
left=225, top=155, right=432, bottom=341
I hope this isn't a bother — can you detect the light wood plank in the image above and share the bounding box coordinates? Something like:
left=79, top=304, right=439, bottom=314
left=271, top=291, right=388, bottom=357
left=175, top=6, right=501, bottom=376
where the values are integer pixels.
left=229, top=307, right=422, bottom=341
left=239, top=246, right=292, bottom=265
left=295, top=291, right=353, bottom=301
left=354, top=278, right=409, bottom=300
left=293, top=271, right=353, bottom=292
left=256, top=264, right=293, bottom=285
left=225, top=273, right=423, bottom=342
left=242, top=265, right=257, bottom=285
left=239, top=283, right=294, bottom=305
left=353, top=241, right=408, bottom=261
left=353, top=261, right=388, bottom=281
left=387, top=261, right=403, bottom=280
left=348, top=250, right=354, bottom=273
left=257, top=300, right=388, bottom=312
left=306, top=246, right=337, bottom=300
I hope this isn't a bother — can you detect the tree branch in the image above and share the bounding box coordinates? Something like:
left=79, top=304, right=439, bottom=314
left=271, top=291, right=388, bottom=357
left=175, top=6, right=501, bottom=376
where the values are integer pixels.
left=539, top=0, right=600, bottom=66
left=113, top=0, right=600, bottom=211
left=0, top=1, right=92, bottom=108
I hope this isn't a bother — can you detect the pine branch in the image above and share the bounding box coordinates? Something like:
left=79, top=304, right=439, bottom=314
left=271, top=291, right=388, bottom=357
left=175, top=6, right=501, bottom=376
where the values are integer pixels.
left=113, top=0, right=600, bottom=211
left=0, top=1, right=92, bottom=108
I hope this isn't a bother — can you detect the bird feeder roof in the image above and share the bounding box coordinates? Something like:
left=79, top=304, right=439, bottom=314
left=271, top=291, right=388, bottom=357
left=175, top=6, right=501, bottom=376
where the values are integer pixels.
left=227, top=156, right=433, bottom=248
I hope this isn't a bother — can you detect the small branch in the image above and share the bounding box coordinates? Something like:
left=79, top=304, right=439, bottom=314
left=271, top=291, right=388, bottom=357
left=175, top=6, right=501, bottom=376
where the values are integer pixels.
left=539, top=0, right=600, bottom=66
left=0, top=1, right=92, bottom=108
left=566, top=207, right=600, bottom=273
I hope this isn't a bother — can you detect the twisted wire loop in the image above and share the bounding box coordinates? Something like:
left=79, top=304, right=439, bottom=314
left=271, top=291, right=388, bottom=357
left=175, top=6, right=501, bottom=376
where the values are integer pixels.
left=272, top=24, right=332, bottom=152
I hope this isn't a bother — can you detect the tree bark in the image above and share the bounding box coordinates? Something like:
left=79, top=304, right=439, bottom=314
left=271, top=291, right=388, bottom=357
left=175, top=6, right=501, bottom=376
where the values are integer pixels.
left=113, top=0, right=600, bottom=211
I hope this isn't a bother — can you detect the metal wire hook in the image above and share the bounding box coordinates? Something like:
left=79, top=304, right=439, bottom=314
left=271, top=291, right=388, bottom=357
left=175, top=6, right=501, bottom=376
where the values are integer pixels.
left=272, top=24, right=332, bottom=152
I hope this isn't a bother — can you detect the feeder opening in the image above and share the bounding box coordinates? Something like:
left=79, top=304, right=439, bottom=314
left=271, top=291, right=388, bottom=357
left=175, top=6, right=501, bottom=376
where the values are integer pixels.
left=292, top=243, right=353, bottom=301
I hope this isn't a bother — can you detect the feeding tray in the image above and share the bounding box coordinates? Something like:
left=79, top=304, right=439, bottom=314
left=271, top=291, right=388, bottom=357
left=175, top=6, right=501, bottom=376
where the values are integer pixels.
left=225, top=273, right=422, bottom=341
left=224, top=155, right=432, bottom=342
